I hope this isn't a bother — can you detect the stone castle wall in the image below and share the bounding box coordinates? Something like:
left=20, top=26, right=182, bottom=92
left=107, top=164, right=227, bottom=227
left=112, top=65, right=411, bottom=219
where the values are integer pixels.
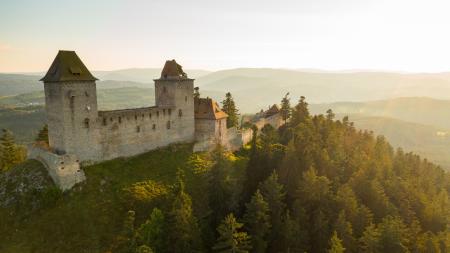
left=44, top=78, right=195, bottom=162
left=27, top=145, right=85, bottom=190
left=97, top=104, right=194, bottom=160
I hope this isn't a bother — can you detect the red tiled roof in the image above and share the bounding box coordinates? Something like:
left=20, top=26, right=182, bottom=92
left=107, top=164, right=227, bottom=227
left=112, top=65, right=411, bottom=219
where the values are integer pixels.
left=194, top=97, right=228, bottom=120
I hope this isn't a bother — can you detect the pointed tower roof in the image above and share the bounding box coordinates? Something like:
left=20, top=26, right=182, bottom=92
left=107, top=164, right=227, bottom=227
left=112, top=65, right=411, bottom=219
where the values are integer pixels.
left=40, top=50, right=97, bottom=82
left=160, top=59, right=187, bottom=79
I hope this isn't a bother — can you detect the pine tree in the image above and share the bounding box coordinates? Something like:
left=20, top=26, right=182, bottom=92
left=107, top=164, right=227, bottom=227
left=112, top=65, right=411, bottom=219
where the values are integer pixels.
left=359, top=224, right=381, bottom=253
left=222, top=92, right=239, bottom=128
left=168, top=169, right=202, bottom=252
left=208, top=146, right=237, bottom=229
left=280, top=92, right=291, bottom=124
left=0, top=128, right=20, bottom=171
left=290, top=96, right=310, bottom=126
left=243, top=190, right=271, bottom=253
left=328, top=231, right=346, bottom=253
left=334, top=211, right=356, bottom=253
left=36, top=124, right=49, bottom=145
left=137, top=208, right=166, bottom=252
left=258, top=171, right=286, bottom=247
left=212, top=213, right=251, bottom=253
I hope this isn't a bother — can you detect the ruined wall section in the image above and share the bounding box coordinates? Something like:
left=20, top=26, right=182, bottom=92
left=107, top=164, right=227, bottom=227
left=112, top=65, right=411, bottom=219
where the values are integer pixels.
left=27, top=145, right=85, bottom=191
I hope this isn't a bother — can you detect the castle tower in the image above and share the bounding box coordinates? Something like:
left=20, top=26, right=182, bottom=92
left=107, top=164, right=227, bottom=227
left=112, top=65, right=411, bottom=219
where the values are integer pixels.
left=154, top=60, right=195, bottom=142
left=40, top=50, right=100, bottom=160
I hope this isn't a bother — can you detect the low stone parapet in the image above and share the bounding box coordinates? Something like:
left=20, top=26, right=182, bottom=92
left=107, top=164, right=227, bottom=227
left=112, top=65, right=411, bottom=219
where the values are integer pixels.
left=27, top=145, right=85, bottom=191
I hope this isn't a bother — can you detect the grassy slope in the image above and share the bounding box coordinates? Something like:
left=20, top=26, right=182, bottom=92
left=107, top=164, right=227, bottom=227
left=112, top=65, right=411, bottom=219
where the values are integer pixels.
left=0, top=144, right=247, bottom=253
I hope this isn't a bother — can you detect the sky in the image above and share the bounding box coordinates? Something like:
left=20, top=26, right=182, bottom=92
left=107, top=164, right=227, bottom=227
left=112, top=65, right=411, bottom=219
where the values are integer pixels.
left=1, top=0, right=450, bottom=72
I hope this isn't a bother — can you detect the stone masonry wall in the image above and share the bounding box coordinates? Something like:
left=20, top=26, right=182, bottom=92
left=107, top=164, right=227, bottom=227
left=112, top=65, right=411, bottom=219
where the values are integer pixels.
left=27, top=145, right=85, bottom=191
left=97, top=105, right=193, bottom=160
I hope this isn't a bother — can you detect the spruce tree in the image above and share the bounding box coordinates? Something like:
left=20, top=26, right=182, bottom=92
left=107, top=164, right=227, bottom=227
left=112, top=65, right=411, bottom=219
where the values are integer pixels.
left=0, top=128, right=20, bottom=171
left=258, top=171, right=285, bottom=248
left=137, top=208, right=166, bottom=252
left=212, top=213, right=251, bottom=253
left=208, top=146, right=236, bottom=229
left=168, top=169, right=202, bottom=252
left=328, top=231, right=346, bottom=253
left=280, top=92, right=291, bottom=124
left=243, top=190, right=271, bottom=253
left=222, top=92, right=239, bottom=128
left=36, top=124, right=49, bottom=145
left=334, top=211, right=356, bottom=253
left=290, top=96, right=310, bottom=126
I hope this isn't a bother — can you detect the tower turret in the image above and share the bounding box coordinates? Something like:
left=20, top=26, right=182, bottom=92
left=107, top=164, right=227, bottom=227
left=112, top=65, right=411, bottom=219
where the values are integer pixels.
left=154, top=60, right=195, bottom=141
left=41, top=50, right=100, bottom=160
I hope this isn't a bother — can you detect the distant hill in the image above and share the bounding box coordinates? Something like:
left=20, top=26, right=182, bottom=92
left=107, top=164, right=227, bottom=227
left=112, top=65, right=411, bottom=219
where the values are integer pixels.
left=342, top=114, right=450, bottom=169
left=310, top=97, right=450, bottom=129
left=0, top=86, right=225, bottom=109
left=5, top=68, right=450, bottom=112
left=0, top=68, right=210, bottom=96
left=194, top=68, right=450, bottom=112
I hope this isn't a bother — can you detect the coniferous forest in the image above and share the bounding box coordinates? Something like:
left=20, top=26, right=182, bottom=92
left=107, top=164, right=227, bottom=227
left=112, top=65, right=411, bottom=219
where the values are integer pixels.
left=109, top=96, right=450, bottom=253
left=0, top=96, right=449, bottom=253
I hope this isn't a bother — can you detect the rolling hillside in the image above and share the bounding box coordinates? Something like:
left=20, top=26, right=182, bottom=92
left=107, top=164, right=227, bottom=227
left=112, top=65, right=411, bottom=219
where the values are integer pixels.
left=5, top=69, right=450, bottom=113
left=341, top=114, right=450, bottom=169
left=310, top=97, right=450, bottom=129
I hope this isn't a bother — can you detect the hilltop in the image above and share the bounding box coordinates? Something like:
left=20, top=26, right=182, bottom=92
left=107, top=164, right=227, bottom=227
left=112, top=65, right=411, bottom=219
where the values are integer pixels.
left=1, top=102, right=449, bottom=252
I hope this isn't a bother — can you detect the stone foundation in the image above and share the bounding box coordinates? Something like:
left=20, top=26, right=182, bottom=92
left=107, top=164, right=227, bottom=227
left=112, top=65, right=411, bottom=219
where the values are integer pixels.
left=27, top=145, right=85, bottom=191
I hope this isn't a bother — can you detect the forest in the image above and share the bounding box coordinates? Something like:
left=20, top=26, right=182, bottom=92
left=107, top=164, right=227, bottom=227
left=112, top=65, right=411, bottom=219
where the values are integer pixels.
left=104, top=95, right=450, bottom=252
left=0, top=95, right=449, bottom=253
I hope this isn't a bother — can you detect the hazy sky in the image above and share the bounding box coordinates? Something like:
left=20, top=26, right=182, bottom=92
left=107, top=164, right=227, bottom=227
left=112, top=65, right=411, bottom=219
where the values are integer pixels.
left=1, top=0, right=450, bottom=72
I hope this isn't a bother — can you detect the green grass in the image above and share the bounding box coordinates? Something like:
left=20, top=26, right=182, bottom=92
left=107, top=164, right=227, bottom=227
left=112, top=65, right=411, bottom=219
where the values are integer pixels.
left=0, top=144, right=247, bottom=253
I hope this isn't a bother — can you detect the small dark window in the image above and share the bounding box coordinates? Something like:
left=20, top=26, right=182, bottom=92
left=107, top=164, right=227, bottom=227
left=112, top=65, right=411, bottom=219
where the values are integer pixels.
left=185, top=96, right=187, bottom=102
left=157, top=111, right=159, bottom=117
left=84, top=118, right=90, bottom=128
left=110, top=117, right=113, bottom=122
left=136, top=126, right=141, bottom=132
left=163, top=109, right=166, bottom=115
left=85, top=91, right=89, bottom=97
left=135, top=115, right=138, bottom=120
left=167, top=121, right=171, bottom=129
left=149, top=113, right=152, bottom=119
left=168, top=109, right=172, bottom=115
left=102, top=118, right=107, bottom=126
left=163, top=86, right=167, bottom=93
left=119, top=117, right=122, bottom=123
left=152, top=124, right=156, bottom=130
left=142, top=114, right=144, bottom=119
left=178, top=109, right=183, bottom=117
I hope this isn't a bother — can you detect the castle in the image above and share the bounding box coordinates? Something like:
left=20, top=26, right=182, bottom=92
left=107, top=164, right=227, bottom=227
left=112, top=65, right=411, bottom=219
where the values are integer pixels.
left=28, top=50, right=282, bottom=190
